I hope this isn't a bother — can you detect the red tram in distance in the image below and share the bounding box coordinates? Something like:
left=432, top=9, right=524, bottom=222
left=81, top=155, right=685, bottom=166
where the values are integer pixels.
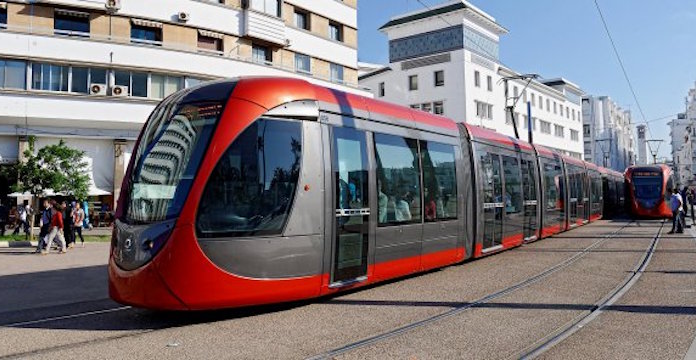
left=109, top=77, right=625, bottom=310
left=625, top=164, right=674, bottom=218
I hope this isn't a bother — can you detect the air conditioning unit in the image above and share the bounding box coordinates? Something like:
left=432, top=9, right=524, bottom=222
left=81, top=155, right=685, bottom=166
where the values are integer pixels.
left=105, top=0, right=121, bottom=12
left=111, top=85, right=129, bottom=97
left=177, top=12, right=190, bottom=22
left=89, top=83, right=107, bottom=96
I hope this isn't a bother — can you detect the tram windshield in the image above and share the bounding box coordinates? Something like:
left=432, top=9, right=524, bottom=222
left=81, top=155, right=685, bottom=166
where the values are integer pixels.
left=125, top=82, right=234, bottom=224
left=632, top=172, right=662, bottom=200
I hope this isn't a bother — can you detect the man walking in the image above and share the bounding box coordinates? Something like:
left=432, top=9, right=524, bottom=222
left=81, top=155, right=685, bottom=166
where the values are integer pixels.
left=72, top=203, right=85, bottom=247
left=36, top=199, right=52, bottom=253
left=41, top=203, right=66, bottom=254
left=669, top=188, right=684, bottom=234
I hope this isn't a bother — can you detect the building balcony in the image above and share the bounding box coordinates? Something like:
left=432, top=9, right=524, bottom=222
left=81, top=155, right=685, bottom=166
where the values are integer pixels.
left=242, top=9, right=286, bottom=46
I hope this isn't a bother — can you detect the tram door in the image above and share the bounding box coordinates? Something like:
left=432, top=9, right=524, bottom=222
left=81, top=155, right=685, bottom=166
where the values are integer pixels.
left=521, top=156, right=538, bottom=241
left=480, top=150, right=504, bottom=250
left=331, top=127, right=370, bottom=284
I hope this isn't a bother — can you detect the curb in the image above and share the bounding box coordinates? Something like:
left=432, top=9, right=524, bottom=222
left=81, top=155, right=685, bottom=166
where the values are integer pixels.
left=0, top=241, right=38, bottom=248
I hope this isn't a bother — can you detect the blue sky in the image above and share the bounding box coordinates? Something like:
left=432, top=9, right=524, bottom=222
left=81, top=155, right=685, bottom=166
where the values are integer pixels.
left=358, top=0, right=696, bottom=159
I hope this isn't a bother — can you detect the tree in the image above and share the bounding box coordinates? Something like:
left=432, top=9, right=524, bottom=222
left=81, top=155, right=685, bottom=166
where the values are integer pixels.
left=4, top=136, right=90, bottom=239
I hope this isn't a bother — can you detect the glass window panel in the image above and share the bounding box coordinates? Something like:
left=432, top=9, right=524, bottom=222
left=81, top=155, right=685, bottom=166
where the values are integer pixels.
left=131, top=72, right=148, bottom=97
left=330, top=63, right=343, bottom=83
left=196, top=119, right=302, bottom=237
left=502, top=155, right=523, bottom=238
left=375, top=133, right=421, bottom=225
left=295, top=54, right=310, bottom=73
left=151, top=74, right=165, bottom=99
left=265, top=0, right=279, bottom=17
left=71, top=66, right=89, bottom=93
left=4, top=60, right=26, bottom=90
left=164, top=76, right=181, bottom=97
left=90, top=68, right=107, bottom=84
left=0, top=60, right=4, bottom=87
left=0, top=9, right=7, bottom=26
left=54, top=13, right=90, bottom=35
left=114, top=71, right=130, bottom=86
left=198, top=35, right=221, bottom=52
left=48, top=64, right=67, bottom=91
left=131, top=25, right=161, bottom=43
left=294, top=11, right=307, bottom=29
left=185, top=77, right=204, bottom=88
left=420, top=141, right=457, bottom=221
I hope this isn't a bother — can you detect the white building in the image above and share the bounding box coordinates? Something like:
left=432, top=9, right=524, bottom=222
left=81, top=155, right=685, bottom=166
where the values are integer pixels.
left=358, top=0, right=584, bottom=158
left=581, top=95, right=635, bottom=172
left=670, top=112, right=694, bottom=186
left=0, top=0, right=364, bottom=208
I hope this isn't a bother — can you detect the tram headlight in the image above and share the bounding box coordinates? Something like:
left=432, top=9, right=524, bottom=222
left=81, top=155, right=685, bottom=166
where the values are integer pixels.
left=113, top=219, right=176, bottom=271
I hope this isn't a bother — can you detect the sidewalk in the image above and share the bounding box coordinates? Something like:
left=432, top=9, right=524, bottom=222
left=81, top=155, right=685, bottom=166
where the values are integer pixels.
left=0, top=226, right=112, bottom=247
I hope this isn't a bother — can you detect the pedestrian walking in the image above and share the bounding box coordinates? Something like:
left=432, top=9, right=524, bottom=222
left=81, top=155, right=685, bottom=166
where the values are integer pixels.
left=72, top=202, right=85, bottom=247
left=13, top=201, right=28, bottom=235
left=35, top=199, right=52, bottom=253
left=690, top=188, right=696, bottom=226
left=668, top=188, right=684, bottom=234
left=62, top=201, right=74, bottom=248
left=0, top=200, right=7, bottom=237
left=41, top=203, right=66, bottom=255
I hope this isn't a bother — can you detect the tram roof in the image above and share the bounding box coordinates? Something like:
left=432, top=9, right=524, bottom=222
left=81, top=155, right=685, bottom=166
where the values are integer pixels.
left=230, top=77, right=458, bottom=132
left=463, top=124, right=535, bottom=152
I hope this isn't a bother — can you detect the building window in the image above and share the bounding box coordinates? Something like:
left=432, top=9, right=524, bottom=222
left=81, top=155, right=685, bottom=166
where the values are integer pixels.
left=131, top=23, right=162, bottom=46
left=559, top=104, right=563, bottom=116
left=113, top=70, right=149, bottom=97
left=434, top=70, right=444, bottom=87
left=71, top=67, right=107, bottom=94
left=554, top=124, right=564, bottom=138
left=54, top=9, right=90, bottom=37
left=539, top=120, right=551, bottom=134
left=583, top=124, right=591, bottom=136
left=252, top=44, right=272, bottom=64
left=546, top=99, right=550, bottom=111
left=474, top=70, right=480, bottom=87
left=522, top=91, right=527, bottom=103
left=198, top=34, right=223, bottom=54
left=409, top=75, right=418, bottom=91
left=0, top=59, right=27, bottom=89
left=294, top=10, right=309, bottom=30
left=378, top=82, right=385, bottom=97
left=329, top=22, right=342, bottom=42
left=151, top=74, right=183, bottom=99
left=486, top=75, right=492, bottom=91
left=538, top=95, right=543, bottom=109
left=572, top=110, right=576, bottom=121
left=566, top=106, right=570, bottom=119
left=513, top=86, right=518, bottom=98
left=410, top=104, right=420, bottom=109
left=330, top=63, right=344, bottom=83
left=571, top=129, right=579, bottom=141
left=531, top=93, right=535, bottom=106
left=249, top=0, right=281, bottom=17
left=295, top=53, right=311, bottom=74
left=0, top=7, right=6, bottom=28
left=421, top=103, right=432, bottom=113
left=553, top=101, right=557, bottom=114
left=475, top=100, right=493, bottom=120
left=32, top=63, right=68, bottom=92
left=433, top=101, right=444, bottom=115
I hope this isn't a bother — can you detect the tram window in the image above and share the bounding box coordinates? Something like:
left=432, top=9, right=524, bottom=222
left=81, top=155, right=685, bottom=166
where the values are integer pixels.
left=542, top=162, right=559, bottom=210
left=420, top=141, right=457, bottom=221
left=375, top=133, right=421, bottom=226
left=502, top=156, right=523, bottom=216
left=197, top=119, right=302, bottom=237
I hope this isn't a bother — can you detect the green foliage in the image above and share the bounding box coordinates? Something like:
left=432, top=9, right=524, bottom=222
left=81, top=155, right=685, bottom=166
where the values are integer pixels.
left=8, top=136, right=90, bottom=201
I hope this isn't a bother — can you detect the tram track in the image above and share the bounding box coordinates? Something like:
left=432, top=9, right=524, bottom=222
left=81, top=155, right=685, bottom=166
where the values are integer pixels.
left=306, top=220, right=637, bottom=360
left=516, top=219, right=665, bottom=359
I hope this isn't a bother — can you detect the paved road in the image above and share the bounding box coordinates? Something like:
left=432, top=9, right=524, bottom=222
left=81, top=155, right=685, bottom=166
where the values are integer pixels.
left=0, top=219, right=694, bottom=359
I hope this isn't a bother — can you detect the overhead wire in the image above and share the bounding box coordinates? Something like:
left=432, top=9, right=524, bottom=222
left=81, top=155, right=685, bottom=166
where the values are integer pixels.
left=592, top=0, right=654, bottom=138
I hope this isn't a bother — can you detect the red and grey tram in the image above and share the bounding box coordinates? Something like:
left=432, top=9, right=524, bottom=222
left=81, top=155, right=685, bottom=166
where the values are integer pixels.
left=625, top=164, right=673, bottom=218
left=109, top=77, right=623, bottom=310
